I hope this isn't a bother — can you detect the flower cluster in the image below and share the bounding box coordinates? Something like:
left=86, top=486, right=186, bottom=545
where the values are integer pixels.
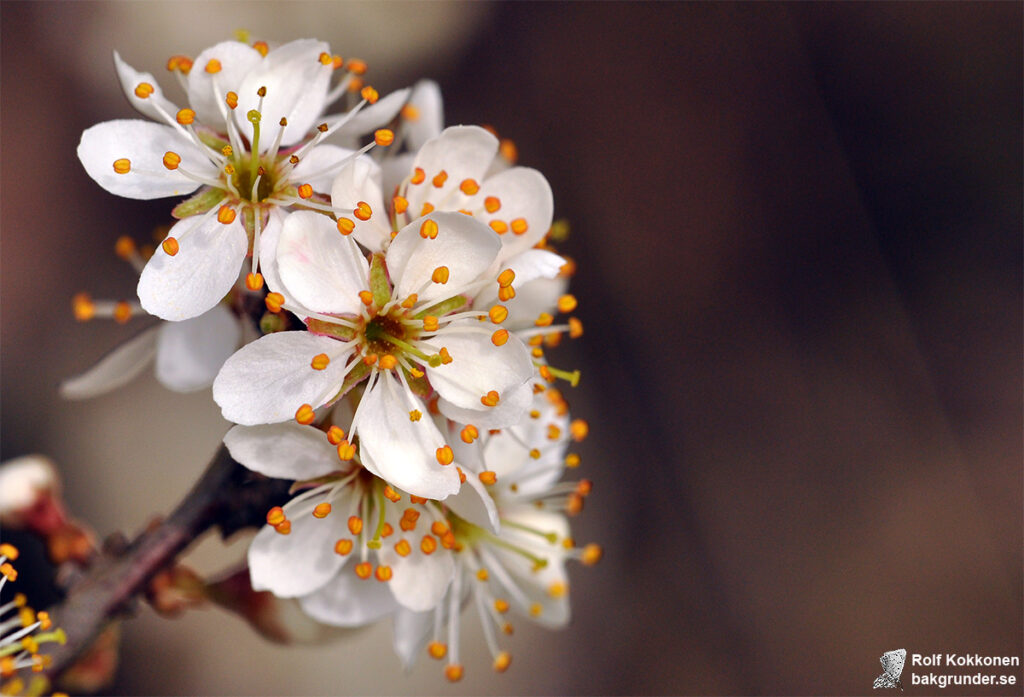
left=71, top=36, right=597, bottom=681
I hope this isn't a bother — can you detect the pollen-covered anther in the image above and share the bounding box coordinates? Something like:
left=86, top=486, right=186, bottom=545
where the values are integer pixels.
left=410, top=167, right=425, bottom=185
left=245, top=272, right=264, bottom=291
left=265, top=292, right=284, bottom=313
left=438, top=347, right=453, bottom=365
left=318, top=52, right=331, bottom=65
left=393, top=538, right=412, bottom=557
left=354, top=201, right=372, bottom=221
left=460, top=425, right=479, bottom=443
left=358, top=290, right=374, bottom=307
left=428, top=641, right=447, bottom=660
left=408, top=409, right=422, bottom=422
left=481, top=390, right=500, bottom=407
left=529, top=603, right=543, bottom=617
left=487, top=305, right=509, bottom=324
left=497, top=269, right=516, bottom=288
left=432, top=266, right=450, bottom=284
left=205, top=58, right=222, bottom=74
left=309, top=353, right=330, bottom=371
left=312, top=502, right=332, bottom=519
left=374, top=354, right=395, bottom=371
left=581, top=543, right=603, bottom=565
left=556, top=294, right=579, bottom=314
left=479, top=471, right=497, bottom=485
left=252, top=41, right=269, bottom=57
left=430, top=521, right=449, bottom=536
left=360, top=85, right=379, bottom=104
left=569, top=317, right=584, bottom=338
left=498, top=286, right=516, bottom=302
left=266, top=506, right=286, bottom=526
left=567, top=493, right=584, bottom=515
left=420, top=219, right=439, bottom=239
left=489, top=220, right=509, bottom=235
left=421, top=202, right=435, bottom=216
left=114, top=235, right=137, bottom=260
left=273, top=520, right=291, bottom=534
left=295, top=404, right=315, bottom=425
left=539, top=365, right=554, bottom=383
left=112, top=301, right=132, bottom=324
left=160, top=151, right=182, bottom=170
left=392, top=195, right=409, bottom=215
left=484, top=196, right=501, bottom=213
left=354, top=561, right=372, bottom=580
left=162, top=237, right=180, bottom=256
left=500, top=138, right=518, bottom=163
left=491, top=329, right=509, bottom=346
left=493, top=652, right=512, bottom=673
left=337, top=217, right=355, bottom=235
left=511, top=218, right=529, bottom=235
left=420, top=534, right=437, bottom=554
left=435, top=445, right=454, bottom=466
left=476, top=568, right=489, bottom=581
left=374, top=129, right=394, bottom=146
left=297, top=183, right=314, bottom=199
left=73, top=293, right=95, bottom=321
left=166, top=55, right=193, bottom=73
left=337, top=440, right=356, bottom=460
left=217, top=205, right=237, bottom=224
left=432, top=170, right=448, bottom=188
left=535, top=312, right=554, bottom=327
left=494, top=598, right=510, bottom=614
left=347, top=515, right=363, bottom=535
left=445, top=665, right=464, bottom=683
left=570, top=419, right=589, bottom=441
left=363, top=354, right=378, bottom=366
left=113, top=158, right=131, bottom=174
left=330, top=538, right=352, bottom=556
left=134, top=82, right=154, bottom=99
left=327, top=425, right=346, bottom=445
left=374, top=565, right=392, bottom=582
left=347, top=58, right=367, bottom=74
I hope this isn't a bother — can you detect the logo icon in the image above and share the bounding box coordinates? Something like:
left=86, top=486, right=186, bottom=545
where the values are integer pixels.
left=873, top=648, right=907, bottom=691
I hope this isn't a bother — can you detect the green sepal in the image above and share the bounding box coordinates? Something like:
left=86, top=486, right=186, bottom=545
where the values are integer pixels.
left=307, top=318, right=357, bottom=341
left=369, top=254, right=391, bottom=307
left=259, top=312, right=287, bottom=335
left=171, top=187, right=227, bottom=219
left=414, top=294, right=466, bottom=320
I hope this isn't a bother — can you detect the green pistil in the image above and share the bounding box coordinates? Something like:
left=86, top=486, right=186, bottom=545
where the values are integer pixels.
left=247, top=109, right=262, bottom=187
left=482, top=532, right=549, bottom=570
left=449, top=513, right=550, bottom=571
left=501, top=519, right=559, bottom=544
left=378, top=334, right=430, bottom=362
left=540, top=364, right=582, bottom=387
left=366, top=487, right=388, bottom=550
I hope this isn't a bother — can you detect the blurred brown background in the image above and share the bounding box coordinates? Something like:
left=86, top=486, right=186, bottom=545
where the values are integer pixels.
left=2, top=2, right=1021, bottom=695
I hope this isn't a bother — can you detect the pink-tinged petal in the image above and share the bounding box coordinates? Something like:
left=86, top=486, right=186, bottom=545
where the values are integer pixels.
left=392, top=609, right=433, bottom=670
left=212, top=331, right=352, bottom=426
left=329, top=156, right=390, bottom=253
left=403, top=80, right=443, bottom=150
left=248, top=494, right=352, bottom=598
left=59, top=326, right=159, bottom=400
left=356, top=375, right=461, bottom=500
left=299, top=569, right=399, bottom=627
left=437, top=378, right=534, bottom=430
left=137, top=214, right=247, bottom=321
left=444, top=470, right=499, bottom=534
left=155, top=304, right=240, bottom=392
left=377, top=508, right=455, bottom=612
left=224, top=423, right=345, bottom=480
left=289, top=144, right=357, bottom=195
left=425, top=323, right=533, bottom=413
left=236, top=39, right=332, bottom=150
left=325, top=87, right=411, bottom=140
left=277, top=210, right=368, bottom=316
left=405, top=125, right=498, bottom=216
left=477, top=167, right=554, bottom=265
left=387, top=212, right=500, bottom=304
left=77, top=120, right=212, bottom=200
left=113, top=51, right=180, bottom=124
left=187, top=41, right=263, bottom=129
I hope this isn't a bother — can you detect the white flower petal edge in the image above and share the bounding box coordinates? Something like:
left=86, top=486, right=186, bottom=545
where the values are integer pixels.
left=476, top=167, right=554, bottom=265
left=224, top=422, right=346, bottom=481
left=113, top=51, right=179, bottom=124
left=299, top=568, right=399, bottom=626
left=277, top=211, right=368, bottom=316
left=404, top=125, right=498, bottom=217
left=402, top=80, right=444, bottom=150
left=186, top=40, right=264, bottom=130
left=59, top=326, right=159, bottom=400
left=330, top=156, right=389, bottom=252
left=155, top=304, right=241, bottom=392
left=392, top=609, right=434, bottom=671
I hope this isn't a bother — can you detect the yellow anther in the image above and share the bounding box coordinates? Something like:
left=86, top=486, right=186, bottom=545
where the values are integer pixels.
left=511, top=218, right=529, bottom=236
left=532, top=347, right=545, bottom=359
left=577, top=479, right=592, bottom=496
left=439, top=347, right=453, bottom=364
left=245, top=272, right=264, bottom=291
left=529, top=448, right=541, bottom=460
left=479, top=471, right=497, bottom=485
left=432, top=170, right=448, bottom=188
left=435, top=445, right=454, bottom=466
left=423, top=315, right=439, bottom=332
left=265, top=292, right=285, bottom=313
left=557, top=294, right=578, bottom=313
left=481, top=390, right=500, bottom=407
left=567, top=493, right=583, bottom=515
left=273, top=520, right=291, bottom=534
left=298, top=183, right=313, bottom=199
left=384, top=485, right=401, bottom=502
left=498, top=285, right=516, bottom=301
left=409, top=495, right=428, bottom=504
left=582, top=543, right=603, bottom=565
left=354, top=561, right=372, bottom=579
left=363, top=354, right=379, bottom=366
left=377, top=354, right=397, bottom=371
left=459, top=178, right=480, bottom=195
left=428, top=641, right=447, bottom=660
left=393, top=195, right=409, bottom=215
left=318, top=52, right=332, bottom=65
left=401, top=103, right=420, bottom=120
left=358, top=290, right=374, bottom=306
left=334, top=539, right=353, bottom=556
left=484, top=196, right=501, bottom=213
left=327, top=425, right=346, bottom=445
left=420, top=202, right=435, bottom=216
left=134, top=82, right=154, bottom=99
left=72, top=292, right=96, bottom=321
left=500, top=138, right=518, bottom=163
left=374, top=129, right=394, bottom=147
left=565, top=453, right=581, bottom=468
left=374, top=565, right=392, bottom=582
left=489, top=220, right=509, bottom=235
left=529, top=603, right=542, bottom=617
left=476, top=568, right=489, bottom=581
left=493, top=651, right=512, bottom=673
left=431, top=266, right=450, bottom=284
left=354, top=201, right=372, bottom=221
left=488, top=305, right=508, bottom=323
left=348, top=76, right=364, bottom=92
left=253, top=41, right=270, bottom=57
left=311, top=353, right=330, bottom=370
left=0, top=563, right=17, bottom=582
left=337, top=440, right=356, bottom=460
left=539, top=365, right=554, bottom=383
left=460, top=425, right=478, bottom=443
left=409, top=409, right=422, bottom=422
left=347, top=58, right=368, bottom=75
left=113, top=301, right=132, bottom=324
left=290, top=155, right=300, bottom=165
left=205, top=58, right=222, bottom=73
left=224, top=164, right=236, bottom=176
left=257, top=85, right=267, bottom=98
left=37, top=611, right=51, bottom=630
left=494, top=599, right=510, bottom=614
left=114, top=235, right=137, bottom=260
left=348, top=516, right=363, bottom=535
left=360, top=86, right=379, bottom=104
left=570, top=419, right=589, bottom=441
left=295, top=403, right=315, bottom=425
left=162, top=237, right=180, bottom=256
left=166, top=55, right=194, bottom=74
left=445, top=664, right=464, bottom=683
left=409, top=367, right=425, bottom=378
left=497, top=269, right=516, bottom=287
left=420, top=534, right=437, bottom=554
left=312, top=502, right=332, bottom=519
left=12, top=593, right=26, bottom=608
left=420, top=219, right=439, bottom=239
left=410, top=167, right=425, bottom=185
left=491, top=329, right=509, bottom=346
left=548, top=582, right=567, bottom=598
left=569, top=317, right=584, bottom=338
left=217, top=205, right=237, bottom=224
left=430, top=521, right=449, bottom=536
left=113, top=158, right=131, bottom=174
left=337, top=217, right=355, bottom=235
left=535, top=312, right=554, bottom=327
left=546, top=425, right=562, bottom=441
left=266, top=506, right=286, bottom=526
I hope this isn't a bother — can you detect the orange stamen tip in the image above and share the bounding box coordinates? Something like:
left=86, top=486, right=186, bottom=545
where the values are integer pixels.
left=134, top=82, right=154, bottom=99
left=312, top=502, right=332, bottom=519
left=253, top=41, right=269, bottom=57
left=114, top=235, right=136, bottom=259
left=354, top=561, right=372, bottom=579
left=72, top=292, right=95, bottom=321
left=558, top=294, right=578, bottom=313
left=488, top=304, right=508, bottom=323
left=311, top=353, right=330, bottom=370
left=374, top=129, right=394, bottom=147
left=493, top=652, right=512, bottom=673
left=266, top=506, right=286, bottom=526
left=273, top=520, right=291, bottom=534
left=112, top=158, right=131, bottom=174
left=491, top=329, right=510, bottom=346
left=428, top=642, right=447, bottom=660
left=498, top=285, right=516, bottom=301
left=500, top=138, right=518, bottom=163
left=423, top=315, right=439, bottom=332
left=494, top=599, right=510, bottom=613
left=481, top=390, right=500, bottom=407
left=354, top=201, right=372, bottom=221
left=408, top=409, right=422, bottom=422
left=113, top=301, right=132, bottom=324
left=374, top=565, right=392, bottom=582
left=348, top=516, right=364, bottom=535
left=337, top=217, right=355, bottom=235
left=265, top=292, right=285, bottom=313
left=318, top=52, right=332, bottom=65
left=363, top=354, right=379, bottom=366
left=431, top=266, right=450, bottom=284
left=445, top=664, right=464, bottom=682
left=489, top=219, right=509, bottom=235
left=432, top=170, right=448, bottom=188
left=439, top=347, right=453, bottom=364
left=484, top=196, right=501, bottom=213
left=511, top=218, right=529, bottom=235
left=337, top=440, right=356, bottom=461
left=570, top=419, right=589, bottom=441
left=460, top=425, right=479, bottom=443
left=297, top=183, right=314, bottom=199
left=420, top=219, right=439, bottom=239
left=217, top=205, right=237, bottom=224
left=420, top=202, right=435, bottom=216
left=410, top=167, right=425, bottom=185
left=360, top=86, right=379, bottom=104
left=435, top=445, right=454, bottom=466
left=358, top=290, right=374, bottom=306
left=459, top=178, right=480, bottom=195
left=378, top=354, right=397, bottom=370
left=295, top=404, right=316, bottom=425
left=225, top=92, right=239, bottom=109
left=456, top=467, right=467, bottom=484
left=497, top=269, right=516, bottom=287
left=401, top=103, right=420, bottom=120
left=327, top=425, right=346, bottom=445
left=569, top=317, right=584, bottom=338
left=478, top=471, right=497, bottom=485
left=384, top=485, right=401, bottom=503
left=245, top=272, right=264, bottom=291
left=535, top=312, right=554, bottom=327
left=205, top=58, right=222, bottom=74
left=393, top=195, right=409, bottom=214
left=162, top=151, right=181, bottom=170
left=582, top=543, right=603, bottom=565
left=162, top=237, right=180, bottom=256
left=334, top=539, right=353, bottom=555
left=420, top=534, right=437, bottom=554
left=476, top=568, right=489, bottom=581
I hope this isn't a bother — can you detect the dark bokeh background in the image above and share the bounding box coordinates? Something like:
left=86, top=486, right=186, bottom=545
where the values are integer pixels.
left=2, top=2, right=1020, bottom=695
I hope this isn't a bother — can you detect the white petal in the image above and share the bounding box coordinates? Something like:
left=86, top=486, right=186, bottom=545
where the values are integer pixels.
left=257, top=208, right=289, bottom=297
left=327, top=87, right=411, bottom=140
left=377, top=509, right=454, bottom=612
left=356, top=375, right=461, bottom=500
left=155, top=304, right=240, bottom=392
left=277, top=210, right=368, bottom=316
left=236, top=39, right=332, bottom=150
left=137, top=214, right=247, bottom=321
left=213, top=331, right=352, bottom=426
left=248, top=504, right=350, bottom=598
left=224, top=423, right=343, bottom=480
left=484, top=394, right=568, bottom=498
left=289, top=144, right=357, bottom=195
left=445, top=471, right=499, bottom=534
left=113, top=51, right=180, bottom=124
left=77, top=120, right=211, bottom=200
left=403, top=80, right=443, bottom=150
left=437, top=378, right=533, bottom=430
left=380, top=153, right=416, bottom=202
left=187, top=41, right=263, bottom=129
left=477, top=168, right=554, bottom=264
left=387, top=213, right=500, bottom=304
left=405, top=126, right=498, bottom=216
left=329, top=155, right=390, bottom=253
left=59, top=326, right=159, bottom=400
left=426, top=325, right=533, bottom=413
left=299, top=569, right=399, bottom=626
left=392, top=609, right=433, bottom=670
left=473, top=249, right=567, bottom=328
